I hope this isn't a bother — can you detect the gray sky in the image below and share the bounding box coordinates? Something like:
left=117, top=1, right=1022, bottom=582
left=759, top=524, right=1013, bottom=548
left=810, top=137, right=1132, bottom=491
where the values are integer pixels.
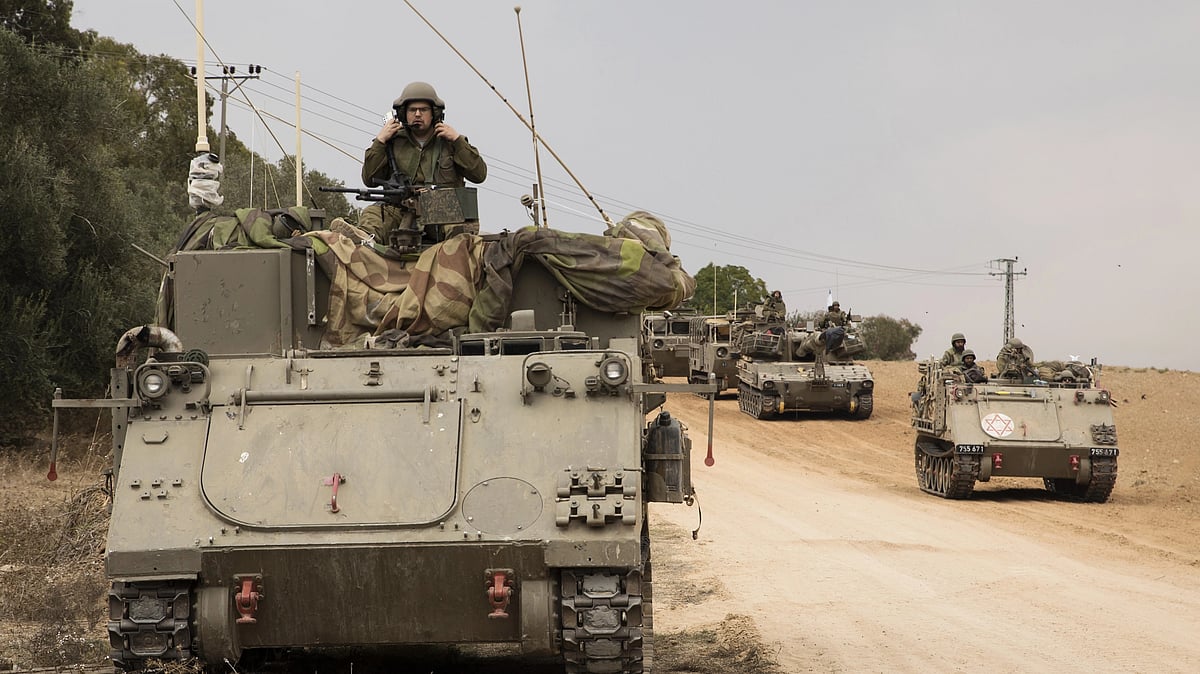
left=71, top=1, right=1200, bottom=371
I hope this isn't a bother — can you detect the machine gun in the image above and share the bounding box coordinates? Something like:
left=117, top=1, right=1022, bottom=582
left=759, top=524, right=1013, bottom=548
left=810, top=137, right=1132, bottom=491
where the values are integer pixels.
left=319, top=138, right=416, bottom=208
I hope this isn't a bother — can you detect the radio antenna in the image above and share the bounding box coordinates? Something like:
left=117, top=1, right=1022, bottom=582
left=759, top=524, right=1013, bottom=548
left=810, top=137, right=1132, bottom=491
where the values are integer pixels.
left=514, top=6, right=547, bottom=228
left=403, top=0, right=615, bottom=229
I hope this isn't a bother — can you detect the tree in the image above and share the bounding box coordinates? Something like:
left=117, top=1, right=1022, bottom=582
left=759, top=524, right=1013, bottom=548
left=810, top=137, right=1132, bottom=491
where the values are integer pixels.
left=0, top=0, right=88, bottom=50
left=690, top=264, right=768, bottom=315
left=859, top=315, right=923, bottom=361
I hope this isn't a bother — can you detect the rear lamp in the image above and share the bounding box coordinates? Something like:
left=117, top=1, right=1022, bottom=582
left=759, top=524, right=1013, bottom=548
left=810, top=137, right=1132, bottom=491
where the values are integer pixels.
left=599, top=357, right=628, bottom=386
left=716, top=347, right=729, bottom=358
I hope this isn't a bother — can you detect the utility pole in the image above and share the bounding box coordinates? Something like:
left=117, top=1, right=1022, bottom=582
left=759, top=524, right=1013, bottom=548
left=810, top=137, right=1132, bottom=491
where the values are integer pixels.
left=213, top=65, right=262, bottom=163
left=188, top=64, right=262, bottom=162
left=989, top=257, right=1027, bottom=344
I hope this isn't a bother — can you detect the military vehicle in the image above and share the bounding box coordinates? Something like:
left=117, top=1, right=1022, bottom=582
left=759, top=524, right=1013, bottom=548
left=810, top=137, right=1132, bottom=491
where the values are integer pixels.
left=686, top=313, right=743, bottom=393
left=51, top=200, right=711, bottom=672
left=642, top=311, right=694, bottom=378
left=910, top=358, right=1118, bottom=501
left=735, top=317, right=874, bottom=420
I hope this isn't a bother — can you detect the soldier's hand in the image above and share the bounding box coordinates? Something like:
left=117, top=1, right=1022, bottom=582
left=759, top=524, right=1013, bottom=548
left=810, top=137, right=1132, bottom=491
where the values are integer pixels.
left=376, top=119, right=403, bottom=144
left=434, top=122, right=461, bottom=142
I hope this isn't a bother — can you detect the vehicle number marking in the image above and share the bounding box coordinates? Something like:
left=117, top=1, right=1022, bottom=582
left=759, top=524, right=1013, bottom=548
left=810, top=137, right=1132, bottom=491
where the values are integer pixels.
left=956, top=444, right=986, bottom=454
left=1089, top=447, right=1119, bottom=457
left=982, top=412, right=1015, bottom=438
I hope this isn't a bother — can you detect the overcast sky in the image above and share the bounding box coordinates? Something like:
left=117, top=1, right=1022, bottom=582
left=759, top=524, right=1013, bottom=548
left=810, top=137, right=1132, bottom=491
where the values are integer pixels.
left=70, top=1, right=1199, bottom=371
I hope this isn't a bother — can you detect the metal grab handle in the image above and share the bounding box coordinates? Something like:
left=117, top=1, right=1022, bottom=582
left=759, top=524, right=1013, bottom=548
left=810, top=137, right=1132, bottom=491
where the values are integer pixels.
left=323, top=473, right=345, bottom=513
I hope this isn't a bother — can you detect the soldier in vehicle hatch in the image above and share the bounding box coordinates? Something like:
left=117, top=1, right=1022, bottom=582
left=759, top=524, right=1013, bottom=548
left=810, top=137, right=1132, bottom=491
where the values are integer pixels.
left=818, top=301, right=847, bottom=329
left=996, top=337, right=1036, bottom=380
left=940, top=332, right=968, bottom=367
left=761, top=290, right=786, bottom=322
left=358, top=81, right=488, bottom=243
left=959, top=349, right=987, bottom=383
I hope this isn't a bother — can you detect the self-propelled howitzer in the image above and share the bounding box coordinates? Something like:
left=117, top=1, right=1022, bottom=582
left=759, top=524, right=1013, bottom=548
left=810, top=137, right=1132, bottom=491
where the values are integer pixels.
left=735, top=318, right=874, bottom=420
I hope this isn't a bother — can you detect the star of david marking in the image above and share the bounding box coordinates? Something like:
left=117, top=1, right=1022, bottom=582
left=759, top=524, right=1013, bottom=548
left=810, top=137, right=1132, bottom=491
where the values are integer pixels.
left=982, top=412, right=1014, bottom=438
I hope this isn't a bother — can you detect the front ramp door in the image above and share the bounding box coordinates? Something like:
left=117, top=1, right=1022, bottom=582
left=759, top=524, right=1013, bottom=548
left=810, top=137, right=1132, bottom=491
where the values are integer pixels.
left=975, top=398, right=1062, bottom=442
left=201, top=401, right=461, bottom=527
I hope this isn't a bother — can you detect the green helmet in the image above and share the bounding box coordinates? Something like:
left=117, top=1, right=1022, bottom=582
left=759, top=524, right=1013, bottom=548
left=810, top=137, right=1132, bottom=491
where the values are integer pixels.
left=393, top=81, right=445, bottom=112
left=951, top=332, right=965, bottom=344
left=1008, top=337, right=1023, bottom=348
left=962, top=349, right=976, bottom=359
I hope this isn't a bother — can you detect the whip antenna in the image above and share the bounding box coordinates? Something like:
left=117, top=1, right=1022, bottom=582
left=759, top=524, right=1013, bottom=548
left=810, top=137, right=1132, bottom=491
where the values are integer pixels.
left=515, top=6, right=547, bottom=228
left=403, top=0, right=614, bottom=229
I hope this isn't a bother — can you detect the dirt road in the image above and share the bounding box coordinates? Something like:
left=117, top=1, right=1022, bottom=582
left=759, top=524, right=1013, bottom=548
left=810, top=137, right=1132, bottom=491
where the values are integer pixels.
left=650, top=362, right=1200, bottom=673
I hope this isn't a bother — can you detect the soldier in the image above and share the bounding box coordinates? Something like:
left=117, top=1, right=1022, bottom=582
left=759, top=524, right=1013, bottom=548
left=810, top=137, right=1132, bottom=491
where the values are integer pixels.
left=940, top=332, right=967, bottom=367
left=818, top=301, right=847, bottom=329
left=358, top=81, right=488, bottom=243
left=762, top=290, right=786, bottom=322
left=996, top=337, right=1036, bottom=379
left=959, top=349, right=987, bottom=383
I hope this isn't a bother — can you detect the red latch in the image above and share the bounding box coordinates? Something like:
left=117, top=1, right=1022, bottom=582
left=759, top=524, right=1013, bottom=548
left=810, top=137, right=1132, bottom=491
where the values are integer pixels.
left=234, top=576, right=261, bottom=624
left=323, top=473, right=345, bottom=513
left=993, top=453, right=1003, bottom=470
left=485, top=569, right=515, bottom=619
left=1070, top=455, right=1080, bottom=471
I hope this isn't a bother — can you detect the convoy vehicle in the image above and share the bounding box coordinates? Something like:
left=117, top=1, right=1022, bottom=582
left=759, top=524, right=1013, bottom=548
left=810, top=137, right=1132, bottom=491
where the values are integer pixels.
left=735, top=317, right=874, bottom=420
left=687, top=314, right=743, bottom=393
left=51, top=203, right=709, bottom=673
left=642, top=311, right=694, bottom=378
left=910, top=358, right=1118, bottom=501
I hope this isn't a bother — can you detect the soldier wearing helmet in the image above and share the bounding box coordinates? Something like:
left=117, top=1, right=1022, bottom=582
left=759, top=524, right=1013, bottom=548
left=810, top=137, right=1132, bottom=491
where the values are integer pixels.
left=358, top=81, right=488, bottom=242
left=996, top=337, right=1036, bottom=380
left=940, top=332, right=968, bottom=367
left=818, top=300, right=847, bottom=329
left=959, top=348, right=987, bottom=383
left=761, top=290, right=786, bottom=322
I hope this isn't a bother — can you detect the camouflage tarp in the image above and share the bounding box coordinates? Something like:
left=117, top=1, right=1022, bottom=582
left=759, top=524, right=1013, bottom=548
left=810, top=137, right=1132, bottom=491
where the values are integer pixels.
left=159, top=208, right=694, bottom=348
left=470, top=211, right=694, bottom=333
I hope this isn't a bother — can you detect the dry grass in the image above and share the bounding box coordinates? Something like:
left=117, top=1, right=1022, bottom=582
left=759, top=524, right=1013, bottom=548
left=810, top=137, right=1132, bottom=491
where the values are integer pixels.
left=0, top=438, right=111, bottom=670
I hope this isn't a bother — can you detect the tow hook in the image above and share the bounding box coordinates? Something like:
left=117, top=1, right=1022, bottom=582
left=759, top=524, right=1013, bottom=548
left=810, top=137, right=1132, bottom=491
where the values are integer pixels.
left=485, top=569, right=515, bottom=619
left=234, top=575, right=263, bottom=624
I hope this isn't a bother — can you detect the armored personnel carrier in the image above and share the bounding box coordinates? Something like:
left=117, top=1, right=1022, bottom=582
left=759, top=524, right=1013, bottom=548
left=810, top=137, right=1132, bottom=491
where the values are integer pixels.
left=910, top=358, right=1118, bottom=501
left=51, top=204, right=708, bottom=673
left=735, top=318, right=874, bottom=420
left=642, top=311, right=694, bottom=378
left=686, top=313, right=744, bottom=393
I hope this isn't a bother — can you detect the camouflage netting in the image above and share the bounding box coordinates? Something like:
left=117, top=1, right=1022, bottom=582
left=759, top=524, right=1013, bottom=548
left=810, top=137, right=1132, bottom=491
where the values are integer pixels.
left=157, top=208, right=694, bottom=348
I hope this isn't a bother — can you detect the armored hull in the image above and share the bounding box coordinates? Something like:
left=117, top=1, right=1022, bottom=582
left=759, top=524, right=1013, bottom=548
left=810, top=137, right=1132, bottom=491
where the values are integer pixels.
left=686, top=315, right=740, bottom=392
left=642, top=313, right=693, bottom=378
left=69, top=227, right=704, bottom=673
left=910, top=360, right=1118, bottom=501
left=737, top=360, right=874, bottom=419
left=734, top=325, right=874, bottom=420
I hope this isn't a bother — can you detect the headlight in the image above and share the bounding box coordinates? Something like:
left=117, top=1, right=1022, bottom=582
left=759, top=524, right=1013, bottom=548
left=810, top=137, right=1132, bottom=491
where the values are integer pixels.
left=653, top=339, right=665, bottom=349
left=861, top=380, right=874, bottom=389
left=763, top=380, right=775, bottom=390
left=599, top=357, right=628, bottom=386
left=138, top=369, right=168, bottom=399
left=716, top=347, right=729, bottom=358
left=526, top=361, right=552, bottom=389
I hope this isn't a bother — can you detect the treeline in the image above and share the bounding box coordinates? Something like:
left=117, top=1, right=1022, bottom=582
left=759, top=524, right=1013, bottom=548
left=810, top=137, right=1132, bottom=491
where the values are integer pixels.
left=0, top=7, right=353, bottom=444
